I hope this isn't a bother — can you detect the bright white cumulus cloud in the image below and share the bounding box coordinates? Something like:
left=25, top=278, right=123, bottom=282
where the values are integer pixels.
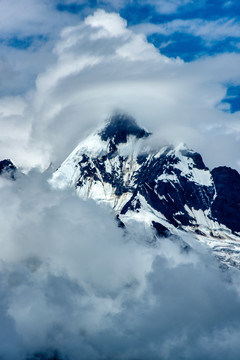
left=0, top=9, right=239, bottom=172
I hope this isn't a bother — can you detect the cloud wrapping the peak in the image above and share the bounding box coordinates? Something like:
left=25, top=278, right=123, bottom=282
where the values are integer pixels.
left=27, top=9, right=174, bottom=168
left=31, top=10, right=240, bottom=171
left=0, top=9, right=239, bottom=172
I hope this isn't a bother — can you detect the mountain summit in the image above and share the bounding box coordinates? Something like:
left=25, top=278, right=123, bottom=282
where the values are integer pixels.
left=50, top=113, right=240, bottom=268
left=0, top=159, right=17, bottom=180
left=99, top=113, right=150, bottom=144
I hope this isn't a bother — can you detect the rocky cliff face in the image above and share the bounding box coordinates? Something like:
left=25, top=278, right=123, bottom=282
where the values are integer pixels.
left=211, top=166, right=240, bottom=234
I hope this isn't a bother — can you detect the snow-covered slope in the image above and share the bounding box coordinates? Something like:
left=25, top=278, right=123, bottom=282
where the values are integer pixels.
left=50, top=113, right=240, bottom=268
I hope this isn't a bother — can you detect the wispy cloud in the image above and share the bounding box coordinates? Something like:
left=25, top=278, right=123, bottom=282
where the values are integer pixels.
left=141, top=0, right=194, bottom=14
left=133, top=17, right=240, bottom=41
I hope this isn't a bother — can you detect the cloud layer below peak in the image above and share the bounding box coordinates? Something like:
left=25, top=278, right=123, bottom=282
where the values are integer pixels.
left=1, top=169, right=240, bottom=360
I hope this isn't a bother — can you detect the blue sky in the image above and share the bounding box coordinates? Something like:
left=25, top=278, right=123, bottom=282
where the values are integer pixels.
left=56, top=0, right=240, bottom=63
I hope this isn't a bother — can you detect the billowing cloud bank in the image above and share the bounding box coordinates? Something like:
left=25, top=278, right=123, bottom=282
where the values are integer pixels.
left=1, top=171, right=240, bottom=360
left=1, top=8, right=240, bottom=360
left=0, top=10, right=240, bottom=171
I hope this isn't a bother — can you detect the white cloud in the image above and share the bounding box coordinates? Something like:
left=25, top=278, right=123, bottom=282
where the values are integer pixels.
left=0, top=0, right=76, bottom=97
left=85, top=9, right=128, bottom=37
left=223, top=0, right=234, bottom=8
left=133, top=18, right=240, bottom=41
left=147, top=0, right=194, bottom=14
left=0, top=170, right=240, bottom=360
left=0, top=9, right=240, bottom=172
left=116, top=33, right=162, bottom=60
left=0, top=0, right=76, bottom=38
left=57, top=0, right=194, bottom=14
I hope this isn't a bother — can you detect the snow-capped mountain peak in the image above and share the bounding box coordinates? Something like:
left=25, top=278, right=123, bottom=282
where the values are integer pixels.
left=0, top=159, right=17, bottom=180
left=50, top=113, right=215, bottom=217
left=49, top=113, right=240, bottom=269
left=49, top=113, right=149, bottom=190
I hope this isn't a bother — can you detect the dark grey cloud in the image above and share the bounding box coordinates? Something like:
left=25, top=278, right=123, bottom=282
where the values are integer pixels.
left=0, top=171, right=240, bottom=359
